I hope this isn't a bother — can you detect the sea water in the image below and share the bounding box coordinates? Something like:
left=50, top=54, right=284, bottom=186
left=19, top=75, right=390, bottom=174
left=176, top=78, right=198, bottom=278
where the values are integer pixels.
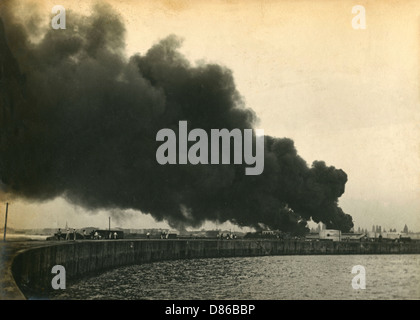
left=50, top=254, right=420, bottom=300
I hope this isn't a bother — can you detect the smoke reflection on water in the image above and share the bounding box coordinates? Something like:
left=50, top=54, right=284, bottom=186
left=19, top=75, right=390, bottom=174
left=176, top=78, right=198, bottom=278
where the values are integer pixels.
left=50, top=254, right=420, bottom=300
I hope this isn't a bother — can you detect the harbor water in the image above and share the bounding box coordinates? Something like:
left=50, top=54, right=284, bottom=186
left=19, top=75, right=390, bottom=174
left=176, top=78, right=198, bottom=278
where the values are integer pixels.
left=50, top=254, right=420, bottom=300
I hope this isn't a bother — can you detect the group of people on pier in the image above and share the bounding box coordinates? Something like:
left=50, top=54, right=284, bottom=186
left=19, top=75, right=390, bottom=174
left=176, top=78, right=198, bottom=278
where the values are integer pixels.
left=219, top=233, right=237, bottom=240
left=56, top=228, right=82, bottom=240
left=55, top=228, right=119, bottom=240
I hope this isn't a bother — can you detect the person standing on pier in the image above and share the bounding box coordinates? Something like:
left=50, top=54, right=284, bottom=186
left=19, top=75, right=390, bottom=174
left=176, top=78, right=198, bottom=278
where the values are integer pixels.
left=66, top=228, right=70, bottom=240
left=73, top=229, right=77, bottom=241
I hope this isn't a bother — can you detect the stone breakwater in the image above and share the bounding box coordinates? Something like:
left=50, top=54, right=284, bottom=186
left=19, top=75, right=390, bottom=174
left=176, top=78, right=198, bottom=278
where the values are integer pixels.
left=5, top=239, right=420, bottom=299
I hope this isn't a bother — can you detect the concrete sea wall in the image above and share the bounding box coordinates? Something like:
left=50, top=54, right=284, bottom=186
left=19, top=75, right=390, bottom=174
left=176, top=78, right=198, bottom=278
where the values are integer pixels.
left=11, top=239, right=420, bottom=298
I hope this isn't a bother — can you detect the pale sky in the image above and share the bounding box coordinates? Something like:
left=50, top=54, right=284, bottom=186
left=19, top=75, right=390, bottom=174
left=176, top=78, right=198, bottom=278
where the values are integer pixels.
left=1, top=0, right=419, bottom=232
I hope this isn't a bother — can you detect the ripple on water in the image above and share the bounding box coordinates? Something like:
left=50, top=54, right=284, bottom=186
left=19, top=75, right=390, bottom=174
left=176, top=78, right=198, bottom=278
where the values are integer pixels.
left=49, top=254, right=420, bottom=300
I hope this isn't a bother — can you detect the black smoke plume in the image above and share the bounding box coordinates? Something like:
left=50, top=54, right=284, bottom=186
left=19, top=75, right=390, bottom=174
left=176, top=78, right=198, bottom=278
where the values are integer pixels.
left=0, top=2, right=353, bottom=234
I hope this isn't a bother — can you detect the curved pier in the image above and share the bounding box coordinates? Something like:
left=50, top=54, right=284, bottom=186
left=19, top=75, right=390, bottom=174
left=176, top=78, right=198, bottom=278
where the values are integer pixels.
left=2, top=239, right=420, bottom=299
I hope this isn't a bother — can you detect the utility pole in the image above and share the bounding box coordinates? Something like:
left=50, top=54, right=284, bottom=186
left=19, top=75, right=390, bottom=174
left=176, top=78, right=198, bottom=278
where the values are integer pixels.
left=109, top=217, right=111, bottom=231
left=3, top=202, right=8, bottom=242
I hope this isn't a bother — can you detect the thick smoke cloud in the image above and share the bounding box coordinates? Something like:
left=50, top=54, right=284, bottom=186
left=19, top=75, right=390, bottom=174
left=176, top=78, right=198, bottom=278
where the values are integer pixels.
left=0, top=2, right=353, bottom=233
